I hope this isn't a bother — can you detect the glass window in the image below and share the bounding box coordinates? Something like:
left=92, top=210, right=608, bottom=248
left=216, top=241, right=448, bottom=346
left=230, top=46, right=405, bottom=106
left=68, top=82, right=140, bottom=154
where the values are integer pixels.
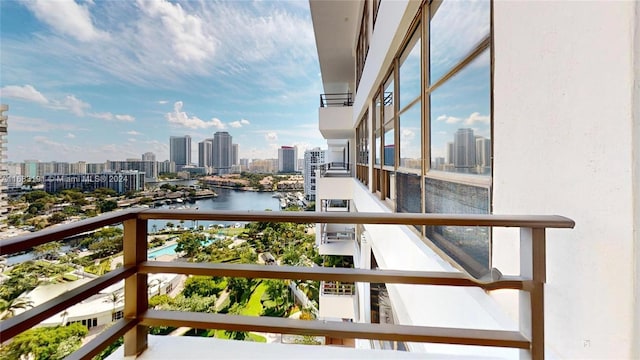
left=399, top=102, right=421, bottom=170
left=430, top=50, right=490, bottom=175
left=383, top=77, right=394, bottom=123
left=430, top=0, right=490, bottom=84
left=375, top=131, right=381, bottom=165
left=424, top=177, right=490, bottom=278
left=383, top=126, right=394, bottom=167
left=399, top=28, right=421, bottom=110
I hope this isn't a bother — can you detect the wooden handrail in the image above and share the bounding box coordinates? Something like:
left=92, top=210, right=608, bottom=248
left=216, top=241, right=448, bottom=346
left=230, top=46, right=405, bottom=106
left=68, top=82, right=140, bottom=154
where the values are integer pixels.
left=136, top=209, right=575, bottom=228
left=140, top=261, right=528, bottom=291
left=65, top=318, right=139, bottom=360
left=0, top=210, right=575, bottom=359
left=0, top=265, right=136, bottom=340
left=0, top=209, right=138, bottom=255
left=141, top=310, right=531, bottom=349
left=0, top=210, right=574, bottom=256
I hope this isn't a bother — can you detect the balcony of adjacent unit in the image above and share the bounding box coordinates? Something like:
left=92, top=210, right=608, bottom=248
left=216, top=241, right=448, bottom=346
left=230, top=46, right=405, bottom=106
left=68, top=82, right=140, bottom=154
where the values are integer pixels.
left=0, top=209, right=574, bottom=359
left=318, top=223, right=356, bottom=256
left=318, top=255, right=357, bottom=322
left=319, top=93, right=354, bottom=140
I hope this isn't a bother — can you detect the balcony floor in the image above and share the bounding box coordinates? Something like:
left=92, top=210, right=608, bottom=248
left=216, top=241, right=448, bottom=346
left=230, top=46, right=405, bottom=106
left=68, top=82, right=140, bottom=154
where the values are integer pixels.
left=106, top=335, right=456, bottom=359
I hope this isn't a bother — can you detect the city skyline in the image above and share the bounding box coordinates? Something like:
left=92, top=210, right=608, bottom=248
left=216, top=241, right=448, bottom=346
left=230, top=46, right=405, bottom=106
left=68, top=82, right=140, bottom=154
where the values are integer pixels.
left=0, top=1, right=325, bottom=163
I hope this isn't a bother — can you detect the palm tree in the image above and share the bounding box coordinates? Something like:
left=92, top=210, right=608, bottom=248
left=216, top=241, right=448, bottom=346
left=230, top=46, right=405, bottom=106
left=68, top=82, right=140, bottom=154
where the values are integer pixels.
left=104, top=290, right=124, bottom=321
left=0, top=296, right=34, bottom=320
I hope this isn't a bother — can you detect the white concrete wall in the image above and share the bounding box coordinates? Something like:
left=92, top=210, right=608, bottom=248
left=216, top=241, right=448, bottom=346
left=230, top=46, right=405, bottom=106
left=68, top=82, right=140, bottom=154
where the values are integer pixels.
left=319, top=107, right=354, bottom=139
left=492, top=2, right=638, bottom=358
left=317, top=177, right=354, bottom=201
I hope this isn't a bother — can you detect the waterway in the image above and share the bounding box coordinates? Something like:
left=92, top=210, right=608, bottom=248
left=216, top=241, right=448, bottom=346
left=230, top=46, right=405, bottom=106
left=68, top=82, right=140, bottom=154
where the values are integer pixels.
left=4, top=188, right=280, bottom=266
left=148, top=187, right=281, bottom=232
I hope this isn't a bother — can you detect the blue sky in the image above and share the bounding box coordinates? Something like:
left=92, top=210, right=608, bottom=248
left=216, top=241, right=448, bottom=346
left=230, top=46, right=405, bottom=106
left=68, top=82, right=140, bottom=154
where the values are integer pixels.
left=0, top=0, right=324, bottom=163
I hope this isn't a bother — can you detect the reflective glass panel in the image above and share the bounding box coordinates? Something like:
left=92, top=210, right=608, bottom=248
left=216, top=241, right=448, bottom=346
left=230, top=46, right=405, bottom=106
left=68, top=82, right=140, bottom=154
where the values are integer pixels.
left=399, top=102, right=421, bottom=170
left=375, top=131, right=381, bottom=166
left=430, top=0, right=490, bottom=84
left=383, top=127, right=394, bottom=167
left=399, top=28, right=421, bottom=110
left=430, top=50, right=490, bottom=175
left=383, top=78, right=394, bottom=123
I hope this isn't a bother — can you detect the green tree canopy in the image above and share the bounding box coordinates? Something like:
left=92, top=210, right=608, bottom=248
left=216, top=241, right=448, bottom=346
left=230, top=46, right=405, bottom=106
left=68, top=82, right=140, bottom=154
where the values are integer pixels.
left=0, top=323, right=88, bottom=360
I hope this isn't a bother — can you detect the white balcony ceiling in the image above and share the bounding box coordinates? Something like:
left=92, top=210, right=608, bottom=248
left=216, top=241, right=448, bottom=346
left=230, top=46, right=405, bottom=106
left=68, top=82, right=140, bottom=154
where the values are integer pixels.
left=309, top=0, right=359, bottom=94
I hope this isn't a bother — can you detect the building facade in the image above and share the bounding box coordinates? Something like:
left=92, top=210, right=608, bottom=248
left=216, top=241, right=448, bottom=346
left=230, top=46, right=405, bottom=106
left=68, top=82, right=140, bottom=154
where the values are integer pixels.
left=0, top=105, right=8, bottom=226
left=43, top=171, right=145, bottom=194
left=278, top=146, right=297, bottom=173
left=106, top=160, right=158, bottom=182
left=198, top=138, right=213, bottom=171
left=212, top=131, right=232, bottom=175
left=141, top=152, right=156, bottom=162
left=303, top=147, right=325, bottom=201
left=169, top=135, right=191, bottom=168
left=310, top=0, right=639, bottom=358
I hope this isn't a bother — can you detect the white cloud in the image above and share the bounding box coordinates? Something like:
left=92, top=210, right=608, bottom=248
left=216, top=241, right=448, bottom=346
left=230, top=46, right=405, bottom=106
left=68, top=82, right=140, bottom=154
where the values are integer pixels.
left=33, top=135, right=80, bottom=155
left=0, top=84, right=49, bottom=104
left=10, top=115, right=77, bottom=132
left=464, top=112, right=490, bottom=125
left=128, top=138, right=136, bottom=142
left=89, top=112, right=135, bottom=122
left=90, top=112, right=113, bottom=120
left=157, top=100, right=168, bottom=104
left=264, top=131, right=278, bottom=142
left=401, top=129, right=415, bottom=140
left=22, top=0, right=108, bottom=42
left=115, top=114, right=135, bottom=122
left=127, top=130, right=141, bottom=136
left=136, top=0, right=216, bottom=63
left=166, top=101, right=225, bottom=129
left=66, top=133, right=76, bottom=139
left=51, top=95, right=91, bottom=116
left=436, top=114, right=462, bottom=124
left=229, top=119, right=250, bottom=128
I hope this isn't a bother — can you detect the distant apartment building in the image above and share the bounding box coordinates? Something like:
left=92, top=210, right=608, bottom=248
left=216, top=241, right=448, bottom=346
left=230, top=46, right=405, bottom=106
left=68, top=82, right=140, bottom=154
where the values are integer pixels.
left=141, top=152, right=156, bottom=162
left=22, top=160, right=38, bottom=179
left=86, top=162, right=106, bottom=174
left=198, top=138, right=213, bottom=172
left=169, top=135, right=191, bottom=169
left=248, top=159, right=277, bottom=173
left=43, top=171, right=145, bottom=194
left=0, top=105, right=8, bottom=225
left=212, top=131, right=232, bottom=175
left=303, top=147, right=325, bottom=201
left=69, top=161, right=87, bottom=174
left=157, top=160, right=176, bottom=174
left=232, top=143, right=239, bottom=165
left=278, top=146, right=297, bottom=173
left=106, top=160, right=158, bottom=181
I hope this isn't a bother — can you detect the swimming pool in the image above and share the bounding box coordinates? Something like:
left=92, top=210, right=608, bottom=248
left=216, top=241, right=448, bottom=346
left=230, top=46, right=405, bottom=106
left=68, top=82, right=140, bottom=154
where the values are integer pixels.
left=148, top=244, right=178, bottom=258
left=147, top=238, right=215, bottom=259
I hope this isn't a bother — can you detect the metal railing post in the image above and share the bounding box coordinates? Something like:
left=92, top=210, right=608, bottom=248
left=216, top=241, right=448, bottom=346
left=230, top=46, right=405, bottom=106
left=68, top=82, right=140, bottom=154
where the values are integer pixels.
left=519, top=227, right=546, bottom=360
left=123, top=217, right=149, bottom=357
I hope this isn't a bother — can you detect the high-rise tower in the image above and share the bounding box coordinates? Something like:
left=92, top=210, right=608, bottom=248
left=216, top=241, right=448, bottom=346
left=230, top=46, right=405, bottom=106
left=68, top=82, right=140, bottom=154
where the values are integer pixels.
left=0, top=104, right=8, bottom=226
left=169, top=135, right=191, bottom=169
left=278, top=146, right=297, bottom=173
left=198, top=138, right=213, bottom=171
left=212, top=132, right=232, bottom=175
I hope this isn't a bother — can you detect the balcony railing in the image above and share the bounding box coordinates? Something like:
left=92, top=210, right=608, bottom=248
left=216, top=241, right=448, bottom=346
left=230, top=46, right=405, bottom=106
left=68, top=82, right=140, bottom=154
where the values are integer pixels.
left=322, top=281, right=356, bottom=296
left=0, top=209, right=574, bottom=360
left=319, top=162, right=352, bottom=177
left=320, top=93, right=353, bottom=107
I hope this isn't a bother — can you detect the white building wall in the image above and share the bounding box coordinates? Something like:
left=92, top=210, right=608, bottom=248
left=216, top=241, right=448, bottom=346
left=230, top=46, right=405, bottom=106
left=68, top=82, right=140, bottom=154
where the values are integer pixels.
left=492, top=2, right=639, bottom=358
